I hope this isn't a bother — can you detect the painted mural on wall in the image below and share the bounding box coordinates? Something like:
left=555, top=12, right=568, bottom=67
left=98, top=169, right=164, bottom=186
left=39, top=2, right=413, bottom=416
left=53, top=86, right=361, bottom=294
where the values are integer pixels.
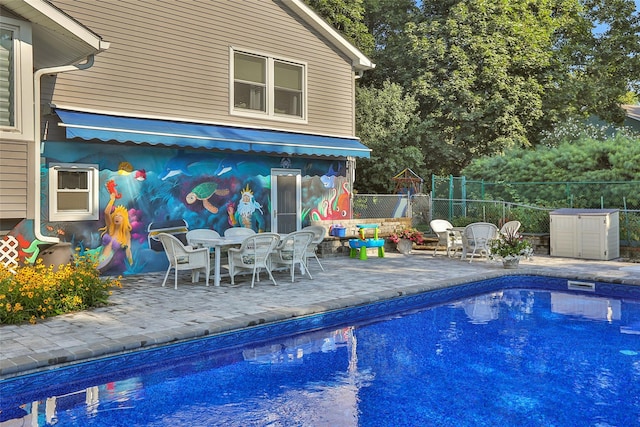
left=5, top=141, right=351, bottom=276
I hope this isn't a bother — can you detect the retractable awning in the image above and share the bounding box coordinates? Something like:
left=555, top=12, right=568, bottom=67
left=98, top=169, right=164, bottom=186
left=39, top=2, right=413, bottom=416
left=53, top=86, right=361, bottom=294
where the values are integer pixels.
left=54, top=109, right=370, bottom=158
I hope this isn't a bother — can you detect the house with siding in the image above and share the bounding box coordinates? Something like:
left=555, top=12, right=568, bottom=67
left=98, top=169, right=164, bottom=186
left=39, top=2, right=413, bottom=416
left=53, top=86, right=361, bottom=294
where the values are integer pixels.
left=0, top=0, right=373, bottom=275
left=622, top=104, right=640, bottom=133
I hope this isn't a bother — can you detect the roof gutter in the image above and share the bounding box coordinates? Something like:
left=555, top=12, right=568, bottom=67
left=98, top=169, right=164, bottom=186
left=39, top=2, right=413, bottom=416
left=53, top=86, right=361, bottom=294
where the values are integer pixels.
left=32, top=55, right=96, bottom=244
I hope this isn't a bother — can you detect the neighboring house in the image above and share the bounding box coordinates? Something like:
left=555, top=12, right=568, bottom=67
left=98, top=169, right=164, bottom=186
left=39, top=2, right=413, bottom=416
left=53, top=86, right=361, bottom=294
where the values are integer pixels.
left=622, top=104, right=640, bottom=133
left=0, top=0, right=373, bottom=275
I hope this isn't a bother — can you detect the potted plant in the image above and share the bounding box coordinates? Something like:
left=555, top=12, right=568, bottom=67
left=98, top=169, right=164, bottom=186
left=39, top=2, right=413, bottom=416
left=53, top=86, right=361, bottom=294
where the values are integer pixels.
left=489, top=228, right=533, bottom=268
left=388, top=228, right=425, bottom=254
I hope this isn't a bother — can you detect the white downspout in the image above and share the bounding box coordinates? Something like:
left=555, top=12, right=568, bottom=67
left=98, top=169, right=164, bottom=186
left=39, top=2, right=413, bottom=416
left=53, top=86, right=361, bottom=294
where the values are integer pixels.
left=32, top=55, right=95, bottom=243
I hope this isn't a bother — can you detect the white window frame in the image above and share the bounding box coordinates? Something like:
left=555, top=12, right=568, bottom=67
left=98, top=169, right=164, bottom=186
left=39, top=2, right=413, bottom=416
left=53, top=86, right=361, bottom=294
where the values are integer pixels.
left=230, top=48, right=307, bottom=123
left=49, top=163, right=99, bottom=221
left=0, top=16, right=33, bottom=141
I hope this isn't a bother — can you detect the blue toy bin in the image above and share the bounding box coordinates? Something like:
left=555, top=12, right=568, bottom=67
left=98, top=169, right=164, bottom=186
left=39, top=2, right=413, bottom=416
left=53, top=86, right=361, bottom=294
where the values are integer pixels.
left=331, top=226, right=346, bottom=237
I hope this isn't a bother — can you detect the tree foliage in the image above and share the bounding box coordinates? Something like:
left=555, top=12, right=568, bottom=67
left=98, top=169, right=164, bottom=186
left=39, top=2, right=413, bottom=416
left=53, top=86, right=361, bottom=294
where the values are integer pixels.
left=464, top=133, right=640, bottom=182
left=404, top=0, right=564, bottom=174
left=555, top=0, right=640, bottom=124
left=461, top=133, right=640, bottom=207
left=304, top=0, right=375, bottom=55
left=354, top=82, right=423, bottom=193
left=306, top=0, right=640, bottom=191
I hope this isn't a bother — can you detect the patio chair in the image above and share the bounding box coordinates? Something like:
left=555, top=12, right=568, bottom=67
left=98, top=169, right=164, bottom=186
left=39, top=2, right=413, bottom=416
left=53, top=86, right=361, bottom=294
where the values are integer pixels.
left=271, top=231, right=315, bottom=282
left=462, top=222, right=499, bottom=262
left=186, top=229, right=221, bottom=261
left=228, top=233, right=280, bottom=288
left=301, top=225, right=326, bottom=271
left=186, top=229, right=221, bottom=245
left=157, top=233, right=210, bottom=289
left=500, top=220, right=521, bottom=236
left=224, top=227, right=257, bottom=238
left=430, top=219, right=463, bottom=257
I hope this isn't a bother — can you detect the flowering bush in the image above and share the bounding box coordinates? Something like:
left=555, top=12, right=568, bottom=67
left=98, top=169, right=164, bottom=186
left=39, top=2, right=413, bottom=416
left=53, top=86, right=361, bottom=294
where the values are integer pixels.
left=0, top=254, right=121, bottom=325
left=489, top=229, right=533, bottom=261
left=388, top=228, right=425, bottom=245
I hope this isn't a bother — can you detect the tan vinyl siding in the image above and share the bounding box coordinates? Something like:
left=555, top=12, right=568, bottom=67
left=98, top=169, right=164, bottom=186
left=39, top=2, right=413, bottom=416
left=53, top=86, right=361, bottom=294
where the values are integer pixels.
left=46, top=0, right=355, bottom=137
left=0, top=141, right=29, bottom=218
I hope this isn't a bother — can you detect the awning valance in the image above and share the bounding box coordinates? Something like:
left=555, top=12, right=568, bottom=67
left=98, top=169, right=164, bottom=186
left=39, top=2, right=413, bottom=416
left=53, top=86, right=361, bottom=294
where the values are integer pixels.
left=54, top=109, right=370, bottom=158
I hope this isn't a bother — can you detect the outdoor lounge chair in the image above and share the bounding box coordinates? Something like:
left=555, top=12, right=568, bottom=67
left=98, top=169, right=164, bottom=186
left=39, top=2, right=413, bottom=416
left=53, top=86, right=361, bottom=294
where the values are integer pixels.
left=500, top=220, right=521, bottom=236
left=228, top=233, right=280, bottom=288
left=430, top=219, right=463, bottom=257
left=301, top=225, right=326, bottom=271
left=186, top=229, right=221, bottom=245
left=462, top=222, right=499, bottom=262
left=157, top=233, right=210, bottom=289
left=271, top=231, right=315, bottom=282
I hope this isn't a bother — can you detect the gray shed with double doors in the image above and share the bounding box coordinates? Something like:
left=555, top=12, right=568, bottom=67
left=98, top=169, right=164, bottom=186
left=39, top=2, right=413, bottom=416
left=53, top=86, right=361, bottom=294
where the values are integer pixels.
left=549, top=208, right=619, bottom=260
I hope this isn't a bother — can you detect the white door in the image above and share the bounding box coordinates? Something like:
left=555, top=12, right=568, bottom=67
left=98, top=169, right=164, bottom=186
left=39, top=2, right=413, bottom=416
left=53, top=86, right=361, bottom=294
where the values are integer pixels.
left=579, top=215, right=604, bottom=259
left=550, top=214, right=578, bottom=257
left=271, top=168, right=301, bottom=234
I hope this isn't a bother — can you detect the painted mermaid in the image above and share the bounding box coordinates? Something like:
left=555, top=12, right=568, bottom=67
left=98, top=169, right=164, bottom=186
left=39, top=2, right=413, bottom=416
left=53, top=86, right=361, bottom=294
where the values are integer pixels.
left=97, top=179, right=133, bottom=272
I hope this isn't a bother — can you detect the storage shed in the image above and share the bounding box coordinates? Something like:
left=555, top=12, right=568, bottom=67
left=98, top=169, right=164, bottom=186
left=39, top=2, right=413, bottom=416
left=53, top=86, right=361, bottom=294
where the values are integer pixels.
left=549, top=209, right=619, bottom=260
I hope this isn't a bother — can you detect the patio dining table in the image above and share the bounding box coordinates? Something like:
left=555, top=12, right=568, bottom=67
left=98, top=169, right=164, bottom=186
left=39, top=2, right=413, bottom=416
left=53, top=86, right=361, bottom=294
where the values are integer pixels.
left=188, top=235, right=247, bottom=286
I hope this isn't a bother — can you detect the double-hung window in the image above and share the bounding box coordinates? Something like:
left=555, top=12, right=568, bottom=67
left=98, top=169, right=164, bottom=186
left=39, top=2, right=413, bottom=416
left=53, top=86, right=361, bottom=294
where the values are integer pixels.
left=232, top=50, right=306, bottom=121
left=0, top=16, right=32, bottom=139
left=0, top=27, right=15, bottom=127
left=49, top=163, right=99, bottom=221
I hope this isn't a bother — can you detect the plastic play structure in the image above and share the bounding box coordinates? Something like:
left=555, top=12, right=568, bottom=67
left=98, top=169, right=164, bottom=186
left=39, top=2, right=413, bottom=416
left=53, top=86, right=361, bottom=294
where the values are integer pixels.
left=349, top=224, right=385, bottom=260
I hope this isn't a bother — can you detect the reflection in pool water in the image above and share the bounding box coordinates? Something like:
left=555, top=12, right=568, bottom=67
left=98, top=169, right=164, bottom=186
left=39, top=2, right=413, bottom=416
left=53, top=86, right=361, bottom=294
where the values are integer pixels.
left=1, top=276, right=639, bottom=426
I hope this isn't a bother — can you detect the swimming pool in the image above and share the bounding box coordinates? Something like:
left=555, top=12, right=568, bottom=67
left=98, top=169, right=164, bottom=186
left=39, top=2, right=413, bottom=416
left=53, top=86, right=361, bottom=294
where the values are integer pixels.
left=1, top=275, right=639, bottom=426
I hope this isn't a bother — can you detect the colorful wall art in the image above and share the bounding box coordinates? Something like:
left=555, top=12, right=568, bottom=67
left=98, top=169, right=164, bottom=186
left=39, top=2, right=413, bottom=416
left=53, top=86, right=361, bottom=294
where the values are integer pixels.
left=6, top=141, right=352, bottom=276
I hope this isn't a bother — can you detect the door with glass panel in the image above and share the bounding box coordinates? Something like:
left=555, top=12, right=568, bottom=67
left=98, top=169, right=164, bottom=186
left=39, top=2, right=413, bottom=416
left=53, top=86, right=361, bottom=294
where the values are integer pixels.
left=271, top=169, right=301, bottom=234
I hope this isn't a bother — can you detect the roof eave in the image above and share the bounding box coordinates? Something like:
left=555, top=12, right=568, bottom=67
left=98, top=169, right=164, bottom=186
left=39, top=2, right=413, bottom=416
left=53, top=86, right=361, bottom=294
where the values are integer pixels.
left=282, top=0, right=375, bottom=72
left=0, top=0, right=109, bottom=54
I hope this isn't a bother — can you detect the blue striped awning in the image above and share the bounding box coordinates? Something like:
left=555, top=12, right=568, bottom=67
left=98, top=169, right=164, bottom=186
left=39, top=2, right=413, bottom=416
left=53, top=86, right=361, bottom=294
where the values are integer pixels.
left=55, top=109, right=370, bottom=158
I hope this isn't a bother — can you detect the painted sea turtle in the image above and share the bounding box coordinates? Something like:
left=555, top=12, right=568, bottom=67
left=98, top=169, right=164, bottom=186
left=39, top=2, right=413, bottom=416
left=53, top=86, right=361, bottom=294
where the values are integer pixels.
left=186, top=181, right=230, bottom=214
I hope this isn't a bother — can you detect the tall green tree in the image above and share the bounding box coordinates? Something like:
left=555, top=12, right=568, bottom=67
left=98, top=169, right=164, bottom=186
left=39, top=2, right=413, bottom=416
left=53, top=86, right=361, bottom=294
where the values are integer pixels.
left=550, top=0, right=640, bottom=124
left=406, top=0, right=562, bottom=173
left=355, top=82, right=423, bottom=193
left=309, top=0, right=640, bottom=190
left=359, top=0, right=420, bottom=86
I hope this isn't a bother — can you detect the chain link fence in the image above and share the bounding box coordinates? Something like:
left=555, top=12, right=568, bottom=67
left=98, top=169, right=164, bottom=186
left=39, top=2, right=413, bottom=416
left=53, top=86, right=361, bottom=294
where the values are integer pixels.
left=353, top=193, right=639, bottom=246
left=431, top=198, right=552, bottom=233
left=432, top=175, right=640, bottom=210
left=353, top=194, right=430, bottom=227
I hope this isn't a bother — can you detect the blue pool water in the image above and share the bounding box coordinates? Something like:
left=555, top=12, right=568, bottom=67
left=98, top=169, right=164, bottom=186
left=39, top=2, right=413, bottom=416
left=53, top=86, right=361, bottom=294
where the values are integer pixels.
left=1, top=276, right=640, bottom=426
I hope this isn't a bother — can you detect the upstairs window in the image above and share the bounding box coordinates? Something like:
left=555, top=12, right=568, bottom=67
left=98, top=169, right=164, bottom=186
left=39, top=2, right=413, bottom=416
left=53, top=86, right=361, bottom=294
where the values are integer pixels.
left=0, top=26, right=16, bottom=127
left=232, top=50, right=305, bottom=121
left=234, top=53, right=266, bottom=113
left=49, top=163, right=99, bottom=221
left=0, top=17, right=32, bottom=139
